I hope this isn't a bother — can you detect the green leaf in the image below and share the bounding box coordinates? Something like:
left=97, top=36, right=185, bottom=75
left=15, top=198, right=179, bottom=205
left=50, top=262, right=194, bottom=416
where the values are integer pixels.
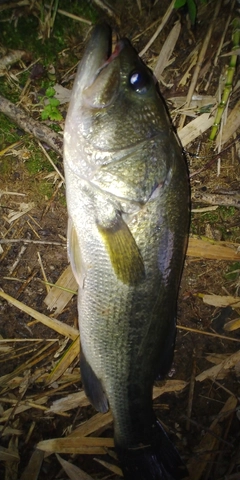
left=174, top=0, right=187, bottom=8
left=49, top=97, right=60, bottom=107
left=45, top=86, right=56, bottom=98
left=49, top=109, right=63, bottom=121
left=187, top=0, right=197, bottom=24
left=41, top=108, right=50, bottom=120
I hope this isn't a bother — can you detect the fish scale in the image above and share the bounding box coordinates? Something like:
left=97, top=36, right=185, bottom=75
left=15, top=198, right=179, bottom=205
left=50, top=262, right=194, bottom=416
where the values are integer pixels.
left=64, top=23, right=189, bottom=480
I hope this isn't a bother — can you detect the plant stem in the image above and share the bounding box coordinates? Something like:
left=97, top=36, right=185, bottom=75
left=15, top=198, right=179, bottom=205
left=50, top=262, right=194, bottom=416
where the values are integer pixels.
left=209, top=17, right=240, bottom=141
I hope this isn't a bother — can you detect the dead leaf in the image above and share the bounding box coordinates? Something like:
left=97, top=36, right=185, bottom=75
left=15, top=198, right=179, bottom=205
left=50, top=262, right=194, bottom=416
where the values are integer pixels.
left=178, top=46, right=199, bottom=88
left=37, top=436, right=114, bottom=454
left=44, top=264, right=78, bottom=315
left=187, top=396, right=237, bottom=479
left=169, top=94, right=216, bottom=112
left=5, top=436, right=19, bottom=480
left=202, top=294, right=240, bottom=309
left=224, top=318, right=240, bottom=331
left=0, top=446, right=20, bottom=462
left=53, top=84, right=71, bottom=104
left=19, top=449, right=44, bottom=480
left=216, top=99, right=240, bottom=146
left=56, top=454, right=94, bottom=480
left=0, top=291, right=79, bottom=340
left=45, top=337, right=80, bottom=385
left=187, top=237, right=240, bottom=260
left=178, top=114, right=215, bottom=147
left=94, top=457, right=123, bottom=477
left=6, top=202, right=35, bottom=223
left=47, top=390, right=89, bottom=414
left=196, top=350, right=240, bottom=382
left=154, top=20, right=181, bottom=79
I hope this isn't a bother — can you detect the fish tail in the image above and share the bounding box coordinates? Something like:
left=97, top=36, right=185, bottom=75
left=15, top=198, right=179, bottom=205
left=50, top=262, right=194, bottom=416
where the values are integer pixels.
left=116, top=418, right=188, bottom=480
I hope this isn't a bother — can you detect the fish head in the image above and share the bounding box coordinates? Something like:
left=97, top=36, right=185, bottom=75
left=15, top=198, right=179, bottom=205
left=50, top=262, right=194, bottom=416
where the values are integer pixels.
left=65, top=24, right=167, bottom=155
left=81, top=35, right=155, bottom=111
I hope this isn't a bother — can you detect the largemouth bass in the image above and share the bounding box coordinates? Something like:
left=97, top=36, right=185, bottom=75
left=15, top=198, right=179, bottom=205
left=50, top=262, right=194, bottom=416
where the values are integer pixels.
left=64, top=23, right=189, bottom=480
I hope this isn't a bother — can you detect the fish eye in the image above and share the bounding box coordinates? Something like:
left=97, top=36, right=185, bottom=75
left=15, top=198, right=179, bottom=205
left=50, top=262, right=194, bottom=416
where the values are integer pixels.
left=129, top=69, right=151, bottom=94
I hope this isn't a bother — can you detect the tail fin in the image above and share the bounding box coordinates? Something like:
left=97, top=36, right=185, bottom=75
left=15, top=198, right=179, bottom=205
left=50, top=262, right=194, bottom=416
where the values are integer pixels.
left=116, top=419, right=188, bottom=480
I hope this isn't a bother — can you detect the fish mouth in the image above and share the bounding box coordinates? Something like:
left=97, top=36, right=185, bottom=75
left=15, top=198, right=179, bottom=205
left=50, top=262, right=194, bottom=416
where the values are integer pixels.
left=83, top=24, right=126, bottom=86
left=92, top=23, right=124, bottom=64
left=81, top=24, right=127, bottom=108
left=99, top=39, right=124, bottom=70
left=91, top=23, right=113, bottom=66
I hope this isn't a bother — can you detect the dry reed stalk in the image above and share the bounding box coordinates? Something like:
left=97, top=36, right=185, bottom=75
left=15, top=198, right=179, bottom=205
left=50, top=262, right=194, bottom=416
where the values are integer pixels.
left=139, top=0, right=175, bottom=56
left=178, top=0, right=222, bottom=130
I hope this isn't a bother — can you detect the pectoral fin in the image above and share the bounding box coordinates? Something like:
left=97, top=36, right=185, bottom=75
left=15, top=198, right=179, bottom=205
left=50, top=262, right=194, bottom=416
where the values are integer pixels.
left=67, top=218, right=86, bottom=288
left=97, top=214, right=145, bottom=285
left=80, top=348, right=108, bottom=413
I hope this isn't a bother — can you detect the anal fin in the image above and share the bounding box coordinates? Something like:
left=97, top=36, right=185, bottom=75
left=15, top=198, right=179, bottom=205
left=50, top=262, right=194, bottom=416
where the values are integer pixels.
left=80, top=348, right=108, bottom=413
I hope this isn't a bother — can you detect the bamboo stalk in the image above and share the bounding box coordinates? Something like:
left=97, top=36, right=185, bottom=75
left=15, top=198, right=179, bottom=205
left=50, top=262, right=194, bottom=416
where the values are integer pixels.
left=210, top=17, right=240, bottom=141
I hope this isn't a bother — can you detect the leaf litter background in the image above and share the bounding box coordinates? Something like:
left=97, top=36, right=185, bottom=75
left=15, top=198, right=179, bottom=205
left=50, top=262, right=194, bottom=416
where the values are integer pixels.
left=0, top=1, right=240, bottom=479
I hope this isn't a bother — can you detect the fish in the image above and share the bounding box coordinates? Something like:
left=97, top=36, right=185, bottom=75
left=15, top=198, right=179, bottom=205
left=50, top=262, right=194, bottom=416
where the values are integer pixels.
left=63, top=23, right=190, bottom=480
